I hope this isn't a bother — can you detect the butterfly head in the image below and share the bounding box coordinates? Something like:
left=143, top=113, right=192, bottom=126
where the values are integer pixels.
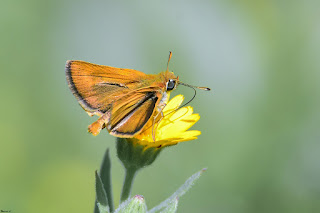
left=164, top=71, right=179, bottom=92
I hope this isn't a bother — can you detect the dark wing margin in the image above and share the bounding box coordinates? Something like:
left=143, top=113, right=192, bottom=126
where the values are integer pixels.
left=65, top=60, right=97, bottom=112
left=108, top=92, right=159, bottom=137
left=66, top=60, right=139, bottom=114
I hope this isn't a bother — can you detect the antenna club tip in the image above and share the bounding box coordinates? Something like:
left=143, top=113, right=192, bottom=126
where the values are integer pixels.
left=199, top=87, right=211, bottom=91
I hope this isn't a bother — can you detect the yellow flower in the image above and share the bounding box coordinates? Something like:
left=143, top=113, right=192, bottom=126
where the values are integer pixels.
left=134, top=94, right=201, bottom=148
left=116, top=95, right=201, bottom=179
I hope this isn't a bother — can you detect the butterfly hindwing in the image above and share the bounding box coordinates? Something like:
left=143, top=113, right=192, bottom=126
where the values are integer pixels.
left=107, top=91, right=161, bottom=137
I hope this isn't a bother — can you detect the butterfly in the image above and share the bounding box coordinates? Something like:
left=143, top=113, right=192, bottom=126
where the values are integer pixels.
left=66, top=52, right=210, bottom=138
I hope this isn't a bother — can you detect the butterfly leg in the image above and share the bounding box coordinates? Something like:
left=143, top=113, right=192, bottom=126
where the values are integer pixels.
left=152, top=104, right=166, bottom=141
left=88, top=112, right=110, bottom=136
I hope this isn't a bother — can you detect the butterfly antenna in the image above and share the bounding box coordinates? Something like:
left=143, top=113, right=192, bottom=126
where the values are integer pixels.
left=161, top=86, right=197, bottom=118
left=179, top=86, right=197, bottom=109
left=166, top=51, right=172, bottom=72
left=179, top=81, right=211, bottom=91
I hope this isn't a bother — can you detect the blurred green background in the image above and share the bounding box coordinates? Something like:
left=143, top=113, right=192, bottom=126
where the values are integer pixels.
left=1, top=0, right=320, bottom=212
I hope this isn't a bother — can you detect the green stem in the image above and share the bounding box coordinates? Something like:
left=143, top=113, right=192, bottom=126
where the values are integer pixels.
left=120, top=167, right=138, bottom=203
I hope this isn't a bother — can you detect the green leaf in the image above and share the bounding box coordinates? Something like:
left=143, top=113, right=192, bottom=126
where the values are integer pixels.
left=95, top=148, right=115, bottom=213
left=100, top=148, right=115, bottom=212
left=159, top=197, right=178, bottom=213
left=95, top=170, right=109, bottom=213
left=148, top=168, right=207, bottom=213
left=115, top=195, right=147, bottom=213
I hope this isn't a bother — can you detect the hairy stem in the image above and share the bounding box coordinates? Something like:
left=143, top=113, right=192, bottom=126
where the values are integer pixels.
left=120, top=167, right=138, bottom=203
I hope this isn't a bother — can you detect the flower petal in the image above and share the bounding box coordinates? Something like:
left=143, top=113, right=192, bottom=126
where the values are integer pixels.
left=157, top=113, right=200, bottom=140
left=133, top=94, right=201, bottom=148
left=163, top=95, right=184, bottom=114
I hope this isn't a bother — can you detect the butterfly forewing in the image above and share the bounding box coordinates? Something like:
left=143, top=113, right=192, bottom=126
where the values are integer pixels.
left=66, top=60, right=148, bottom=113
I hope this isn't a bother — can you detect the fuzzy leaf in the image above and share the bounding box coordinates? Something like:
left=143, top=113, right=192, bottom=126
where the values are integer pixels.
left=148, top=168, right=206, bottom=213
left=115, top=195, right=147, bottom=213
left=100, top=148, right=114, bottom=212
left=95, top=148, right=114, bottom=213
left=98, top=203, right=110, bottom=213
left=95, top=170, right=109, bottom=212
left=159, top=197, right=178, bottom=213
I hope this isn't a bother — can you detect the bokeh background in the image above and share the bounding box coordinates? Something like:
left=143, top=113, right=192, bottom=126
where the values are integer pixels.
left=1, top=0, right=320, bottom=212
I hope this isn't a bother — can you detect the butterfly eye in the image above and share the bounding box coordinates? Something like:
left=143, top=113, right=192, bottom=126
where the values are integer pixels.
left=166, top=79, right=176, bottom=91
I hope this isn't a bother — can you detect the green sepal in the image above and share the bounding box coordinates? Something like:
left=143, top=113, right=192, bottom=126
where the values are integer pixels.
left=116, top=138, right=162, bottom=170
left=115, top=195, right=147, bottom=213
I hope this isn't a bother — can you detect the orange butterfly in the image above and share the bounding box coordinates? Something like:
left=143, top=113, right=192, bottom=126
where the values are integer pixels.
left=66, top=52, right=210, bottom=138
